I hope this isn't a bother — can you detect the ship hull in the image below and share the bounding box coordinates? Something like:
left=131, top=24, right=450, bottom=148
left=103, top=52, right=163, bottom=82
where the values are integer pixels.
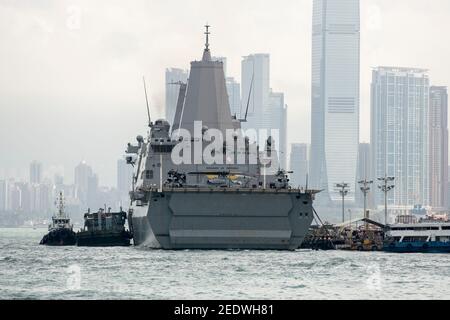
left=76, top=231, right=131, bottom=247
left=40, top=228, right=77, bottom=246
left=131, top=189, right=314, bottom=250
left=383, top=241, right=450, bottom=253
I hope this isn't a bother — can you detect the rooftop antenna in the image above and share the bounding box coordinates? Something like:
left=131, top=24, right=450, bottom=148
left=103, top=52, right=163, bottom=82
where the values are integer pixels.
left=142, top=76, right=152, bottom=127
left=204, top=24, right=210, bottom=51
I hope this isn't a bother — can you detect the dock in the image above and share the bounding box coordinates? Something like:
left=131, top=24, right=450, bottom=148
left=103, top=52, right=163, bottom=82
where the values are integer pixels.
left=301, top=218, right=386, bottom=251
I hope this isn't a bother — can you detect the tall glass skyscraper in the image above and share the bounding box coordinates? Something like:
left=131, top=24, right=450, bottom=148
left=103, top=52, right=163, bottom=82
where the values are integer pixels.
left=310, top=0, right=360, bottom=203
left=371, top=67, right=430, bottom=216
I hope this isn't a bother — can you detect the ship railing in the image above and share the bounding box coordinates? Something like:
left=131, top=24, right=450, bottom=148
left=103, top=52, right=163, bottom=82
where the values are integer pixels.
left=138, top=185, right=320, bottom=195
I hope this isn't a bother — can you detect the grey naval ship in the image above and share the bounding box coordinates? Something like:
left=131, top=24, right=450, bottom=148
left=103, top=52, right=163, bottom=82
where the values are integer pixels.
left=125, top=26, right=319, bottom=250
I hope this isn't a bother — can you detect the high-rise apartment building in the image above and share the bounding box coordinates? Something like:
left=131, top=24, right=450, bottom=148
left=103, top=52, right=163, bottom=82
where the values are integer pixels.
left=429, top=86, right=448, bottom=210
left=371, top=67, right=430, bottom=216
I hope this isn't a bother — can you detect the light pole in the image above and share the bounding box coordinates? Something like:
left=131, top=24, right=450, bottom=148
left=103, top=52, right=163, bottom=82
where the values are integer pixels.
left=358, top=179, right=373, bottom=220
left=335, top=182, right=350, bottom=223
left=378, top=175, right=395, bottom=225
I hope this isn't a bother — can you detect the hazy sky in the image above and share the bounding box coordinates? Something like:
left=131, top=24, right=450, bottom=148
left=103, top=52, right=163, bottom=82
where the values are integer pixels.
left=1, top=0, right=449, bottom=187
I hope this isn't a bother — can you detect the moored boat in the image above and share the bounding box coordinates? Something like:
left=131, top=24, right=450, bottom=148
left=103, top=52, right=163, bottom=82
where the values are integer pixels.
left=76, top=208, right=132, bottom=247
left=383, top=220, right=450, bottom=253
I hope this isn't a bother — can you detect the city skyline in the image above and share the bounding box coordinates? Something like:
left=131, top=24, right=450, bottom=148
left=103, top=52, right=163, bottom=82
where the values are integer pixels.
left=1, top=0, right=450, bottom=189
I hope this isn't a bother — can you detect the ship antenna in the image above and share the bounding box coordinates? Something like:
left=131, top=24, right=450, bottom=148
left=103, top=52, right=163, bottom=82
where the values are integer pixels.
left=240, top=72, right=254, bottom=122
left=143, top=76, right=152, bottom=127
left=58, top=191, right=65, bottom=217
left=205, top=24, right=210, bottom=51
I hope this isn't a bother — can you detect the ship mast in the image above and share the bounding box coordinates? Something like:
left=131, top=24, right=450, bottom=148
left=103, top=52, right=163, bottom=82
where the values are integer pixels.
left=142, top=77, right=152, bottom=127
left=204, top=24, right=210, bottom=51
left=57, top=192, right=65, bottom=218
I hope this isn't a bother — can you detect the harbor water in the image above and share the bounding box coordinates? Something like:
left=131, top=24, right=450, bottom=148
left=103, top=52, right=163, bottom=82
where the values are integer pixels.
left=1, top=228, right=450, bottom=300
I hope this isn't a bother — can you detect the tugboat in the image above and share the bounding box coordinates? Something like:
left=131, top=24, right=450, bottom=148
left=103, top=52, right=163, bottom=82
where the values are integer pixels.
left=40, top=192, right=77, bottom=246
left=76, top=207, right=132, bottom=247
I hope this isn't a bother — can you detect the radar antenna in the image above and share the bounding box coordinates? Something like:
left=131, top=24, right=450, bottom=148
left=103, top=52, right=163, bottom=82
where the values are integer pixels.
left=142, top=76, right=152, bottom=127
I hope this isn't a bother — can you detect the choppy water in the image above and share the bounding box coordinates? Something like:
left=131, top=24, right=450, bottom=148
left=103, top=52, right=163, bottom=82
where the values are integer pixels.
left=1, top=228, right=450, bottom=300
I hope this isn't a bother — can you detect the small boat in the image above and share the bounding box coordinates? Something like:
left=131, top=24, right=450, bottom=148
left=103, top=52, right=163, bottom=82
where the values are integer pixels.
left=383, top=220, right=450, bottom=253
left=40, top=192, right=77, bottom=246
left=76, top=207, right=132, bottom=247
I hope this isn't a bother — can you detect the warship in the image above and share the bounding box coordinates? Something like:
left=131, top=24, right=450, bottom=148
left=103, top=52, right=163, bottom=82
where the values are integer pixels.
left=125, top=26, right=318, bottom=250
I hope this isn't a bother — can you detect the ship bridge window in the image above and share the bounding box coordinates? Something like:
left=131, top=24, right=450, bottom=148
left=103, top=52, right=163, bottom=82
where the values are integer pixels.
left=442, top=226, right=450, bottom=230
left=411, top=227, right=440, bottom=231
left=151, top=145, right=174, bottom=153
left=403, top=236, right=429, bottom=242
left=145, top=170, right=154, bottom=179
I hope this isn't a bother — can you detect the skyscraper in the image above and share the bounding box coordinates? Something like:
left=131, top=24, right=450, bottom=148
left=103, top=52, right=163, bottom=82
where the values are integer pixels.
left=429, top=86, right=448, bottom=210
left=371, top=67, right=430, bottom=215
left=74, top=161, right=93, bottom=207
left=289, top=143, right=309, bottom=188
left=241, top=54, right=287, bottom=168
left=8, top=182, right=21, bottom=212
left=16, top=182, right=31, bottom=213
left=37, top=183, right=52, bottom=214
left=241, top=54, right=270, bottom=131
left=30, top=161, right=42, bottom=184
left=268, top=91, right=288, bottom=169
left=310, top=0, right=360, bottom=203
left=87, top=173, right=99, bottom=210
left=226, top=77, right=241, bottom=117
left=165, top=68, right=189, bottom=125
left=0, top=180, right=6, bottom=211
left=117, top=159, right=133, bottom=194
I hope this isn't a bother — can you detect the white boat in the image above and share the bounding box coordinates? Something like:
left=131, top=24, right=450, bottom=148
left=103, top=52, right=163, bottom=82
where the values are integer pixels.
left=384, top=218, right=450, bottom=253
